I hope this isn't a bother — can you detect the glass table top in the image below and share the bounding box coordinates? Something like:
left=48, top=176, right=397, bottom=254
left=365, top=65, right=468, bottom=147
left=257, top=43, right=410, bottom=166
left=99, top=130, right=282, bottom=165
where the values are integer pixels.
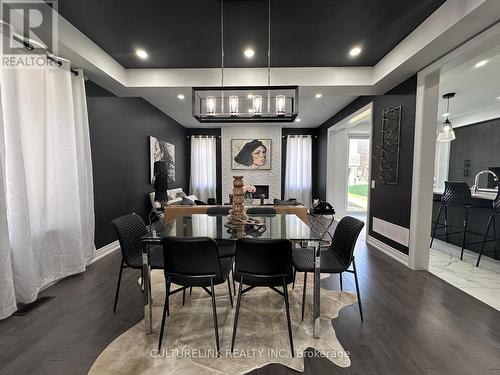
left=142, top=214, right=323, bottom=243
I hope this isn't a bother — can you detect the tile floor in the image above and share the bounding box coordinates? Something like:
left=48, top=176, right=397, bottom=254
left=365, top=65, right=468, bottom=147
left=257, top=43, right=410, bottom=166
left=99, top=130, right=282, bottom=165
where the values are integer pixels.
left=429, top=239, right=500, bottom=310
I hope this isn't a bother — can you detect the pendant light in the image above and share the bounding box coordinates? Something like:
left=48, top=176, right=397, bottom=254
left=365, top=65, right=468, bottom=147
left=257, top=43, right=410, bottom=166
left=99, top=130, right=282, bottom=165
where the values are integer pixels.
left=229, top=95, right=239, bottom=114
left=437, top=93, right=456, bottom=142
left=192, top=0, right=298, bottom=123
left=276, top=94, right=286, bottom=113
left=206, top=96, right=216, bottom=115
left=252, top=95, right=263, bottom=114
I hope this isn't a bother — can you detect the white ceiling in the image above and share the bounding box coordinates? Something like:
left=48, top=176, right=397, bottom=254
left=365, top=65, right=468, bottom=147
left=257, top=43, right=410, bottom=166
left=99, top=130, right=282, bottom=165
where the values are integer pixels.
left=438, top=43, right=500, bottom=128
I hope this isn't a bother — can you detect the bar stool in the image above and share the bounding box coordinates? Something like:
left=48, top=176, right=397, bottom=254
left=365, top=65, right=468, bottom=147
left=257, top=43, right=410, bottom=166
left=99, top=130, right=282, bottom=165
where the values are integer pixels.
left=430, top=181, right=486, bottom=260
left=476, top=184, right=500, bottom=267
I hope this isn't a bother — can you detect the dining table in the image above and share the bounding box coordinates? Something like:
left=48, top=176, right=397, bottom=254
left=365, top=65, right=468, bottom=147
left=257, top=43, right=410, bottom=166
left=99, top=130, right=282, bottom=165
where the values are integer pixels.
left=141, top=213, right=327, bottom=338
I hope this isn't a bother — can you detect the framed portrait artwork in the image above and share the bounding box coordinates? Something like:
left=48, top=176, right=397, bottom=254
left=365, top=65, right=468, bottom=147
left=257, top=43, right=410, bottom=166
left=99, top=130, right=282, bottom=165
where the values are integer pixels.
left=150, top=136, right=175, bottom=183
left=231, top=139, right=271, bottom=170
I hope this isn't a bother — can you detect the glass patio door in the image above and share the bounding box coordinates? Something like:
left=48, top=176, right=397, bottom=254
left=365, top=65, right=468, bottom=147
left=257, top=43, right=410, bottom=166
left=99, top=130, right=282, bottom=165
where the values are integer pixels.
left=347, top=137, right=370, bottom=212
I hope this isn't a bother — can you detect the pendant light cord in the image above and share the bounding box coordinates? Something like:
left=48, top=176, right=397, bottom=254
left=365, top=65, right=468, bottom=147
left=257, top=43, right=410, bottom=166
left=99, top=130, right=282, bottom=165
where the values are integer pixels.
left=221, top=0, right=224, bottom=87
left=221, top=0, right=271, bottom=87
left=268, top=0, right=271, bottom=86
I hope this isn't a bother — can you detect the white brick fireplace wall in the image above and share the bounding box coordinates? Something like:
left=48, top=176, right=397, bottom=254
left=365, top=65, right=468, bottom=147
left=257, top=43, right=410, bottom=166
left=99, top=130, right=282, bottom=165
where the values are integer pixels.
left=221, top=126, right=282, bottom=203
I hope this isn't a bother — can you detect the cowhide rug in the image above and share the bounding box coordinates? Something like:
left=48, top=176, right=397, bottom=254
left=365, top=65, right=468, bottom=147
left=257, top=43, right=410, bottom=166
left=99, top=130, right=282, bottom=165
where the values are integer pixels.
left=89, top=271, right=357, bottom=374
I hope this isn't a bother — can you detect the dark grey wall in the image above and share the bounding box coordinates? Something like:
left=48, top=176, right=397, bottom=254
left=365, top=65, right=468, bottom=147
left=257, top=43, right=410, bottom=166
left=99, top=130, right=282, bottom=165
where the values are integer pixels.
left=281, top=128, right=319, bottom=200
left=448, top=117, right=500, bottom=187
left=317, top=75, right=417, bottom=254
left=86, top=81, right=188, bottom=248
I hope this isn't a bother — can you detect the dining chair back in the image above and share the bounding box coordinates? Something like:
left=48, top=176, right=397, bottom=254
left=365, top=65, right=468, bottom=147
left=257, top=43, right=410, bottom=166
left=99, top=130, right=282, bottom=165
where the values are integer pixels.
left=493, top=182, right=500, bottom=212
left=246, top=207, right=277, bottom=216
left=111, top=213, right=148, bottom=268
left=158, top=237, right=233, bottom=354
left=441, top=181, right=472, bottom=206
left=476, top=182, right=500, bottom=267
left=328, top=216, right=365, bottom=271
left=206, top=206, right=231, bottom=216
left=291, top=216, right=365, bottom=322
left=234, top=238, right=293, bottom=285
left=111, top=213, right=164, bottom=313
left=231, top=238, right=295, bottom=357
left=161, top=237, right=223, bottom=282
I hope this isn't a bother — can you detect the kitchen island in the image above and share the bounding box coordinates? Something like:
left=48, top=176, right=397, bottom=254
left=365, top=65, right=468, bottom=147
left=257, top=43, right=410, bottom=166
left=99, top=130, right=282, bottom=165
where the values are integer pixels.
left=432, top=188, right=499, bottom=260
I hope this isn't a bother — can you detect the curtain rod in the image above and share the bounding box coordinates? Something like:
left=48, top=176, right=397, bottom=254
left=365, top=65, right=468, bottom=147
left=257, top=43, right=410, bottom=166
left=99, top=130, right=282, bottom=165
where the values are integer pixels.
left=3, top=21, right=81, bottom=77
left=44, top=54, right=79, bottom=76
left=282, top=135, right=317, bottom=139
left=187, top=135, right=221, bottom=139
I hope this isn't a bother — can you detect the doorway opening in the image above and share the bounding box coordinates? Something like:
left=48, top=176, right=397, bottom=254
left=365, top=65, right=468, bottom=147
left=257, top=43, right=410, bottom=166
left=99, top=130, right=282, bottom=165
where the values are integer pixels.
left=326, top=103, right=373, bottom=224
left=347, top=137, right=370, bottom=213
left=411, top=22, right=500, bottom=310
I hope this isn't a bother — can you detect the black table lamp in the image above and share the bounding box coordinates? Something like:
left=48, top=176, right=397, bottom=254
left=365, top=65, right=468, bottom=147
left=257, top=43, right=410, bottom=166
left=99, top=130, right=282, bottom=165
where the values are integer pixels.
left=154, top=160, right=167, bottom=175
left=153, top=161, right=168, bottom=203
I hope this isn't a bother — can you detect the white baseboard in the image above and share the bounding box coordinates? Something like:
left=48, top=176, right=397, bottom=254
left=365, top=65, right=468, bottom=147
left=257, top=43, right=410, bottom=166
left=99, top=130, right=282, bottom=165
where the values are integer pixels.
left=90, top=240, right=120, bottom=264
left=37, top=241, right=119, bottom=293
left=366, top=234, right=409, bottom=266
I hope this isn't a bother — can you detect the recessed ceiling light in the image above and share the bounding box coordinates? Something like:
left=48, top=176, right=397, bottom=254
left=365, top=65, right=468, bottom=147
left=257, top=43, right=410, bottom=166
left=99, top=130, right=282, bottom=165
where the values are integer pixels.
left=474, top=60, right=488, bottom=68
left=349, top=46, right=362, bottom=57
left=177, top=94, right=185, bottom=100
left=295, top=118, right=301, bottom=123
left=497, top=96, right=500, bottom=100
left=247, top=94, right=253, bottom=99
left=244, top=48, right=255, bottom=58
left=442, top=112, right=450, bottom=117
left=315, top=93, right=322, bottom=99
left=136, top=49, right=148, bottom=59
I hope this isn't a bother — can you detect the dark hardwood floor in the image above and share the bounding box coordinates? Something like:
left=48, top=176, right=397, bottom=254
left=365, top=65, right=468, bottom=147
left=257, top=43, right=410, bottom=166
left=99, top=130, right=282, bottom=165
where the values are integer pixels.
left=1, top=221, right=500, bottom=375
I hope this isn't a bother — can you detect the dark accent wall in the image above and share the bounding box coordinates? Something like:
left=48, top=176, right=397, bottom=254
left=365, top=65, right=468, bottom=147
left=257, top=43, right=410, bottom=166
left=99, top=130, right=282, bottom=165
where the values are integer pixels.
left=317, top=75, right=417, bottom=254
left=448, top=117, right=500, bottom=186
left=185, top=128, right=223, bottom=204
left=84, top=80, right=115, bottom=97
left=281, top=128, right=319, bottom=200
left=86, top=81, right=187, bottom=248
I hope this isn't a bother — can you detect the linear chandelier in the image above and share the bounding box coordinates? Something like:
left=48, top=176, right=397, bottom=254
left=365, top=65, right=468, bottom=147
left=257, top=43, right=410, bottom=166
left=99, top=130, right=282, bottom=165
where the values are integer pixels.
left=192, top=0, right=299, bottom=123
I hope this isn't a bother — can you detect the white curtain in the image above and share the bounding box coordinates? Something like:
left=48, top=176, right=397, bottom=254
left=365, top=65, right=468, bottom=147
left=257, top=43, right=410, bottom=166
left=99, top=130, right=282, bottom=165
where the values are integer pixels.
left=190, top=136, right=217, bottom=202
left=0, top=52, right=95, bottom=318
left=285, top=135, right=312, bottom=207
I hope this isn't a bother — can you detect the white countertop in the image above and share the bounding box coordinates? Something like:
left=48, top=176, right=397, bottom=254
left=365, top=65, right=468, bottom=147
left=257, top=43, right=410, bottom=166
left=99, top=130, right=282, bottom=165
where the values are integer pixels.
left=433, top=188, right=498, bottom=200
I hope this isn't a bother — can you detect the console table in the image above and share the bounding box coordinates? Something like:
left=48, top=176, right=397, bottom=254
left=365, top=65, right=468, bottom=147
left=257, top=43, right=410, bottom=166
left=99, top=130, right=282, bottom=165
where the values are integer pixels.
left=164, top=205, right=308, bottom=223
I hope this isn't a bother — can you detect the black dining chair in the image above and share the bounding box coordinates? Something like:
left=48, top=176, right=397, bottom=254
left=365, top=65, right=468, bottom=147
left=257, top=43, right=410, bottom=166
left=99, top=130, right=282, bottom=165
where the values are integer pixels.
left=246, top=207, right=277, bottom=216
left=111, top=213, right=164, bottom=313
left=206, top=206, right=235, bottom=258
left=231, top=238, right=295, bottom=357
left=476, top=184, right=500, bottom=267
left=158, top=237, right=233, bottom=353
left=206, top=206, right=237, bottom=294
left=273, top=198, right=298, bottom=205
left=206, top=206, right=231, bottom=215
left=430, top=181, right=490, bottom=260
left=292, top=216, right=365, bottom=322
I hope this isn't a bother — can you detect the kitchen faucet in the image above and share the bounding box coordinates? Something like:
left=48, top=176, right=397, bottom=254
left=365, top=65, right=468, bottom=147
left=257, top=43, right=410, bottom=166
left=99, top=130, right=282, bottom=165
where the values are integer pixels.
left=472, top=170, right=499, bottom=194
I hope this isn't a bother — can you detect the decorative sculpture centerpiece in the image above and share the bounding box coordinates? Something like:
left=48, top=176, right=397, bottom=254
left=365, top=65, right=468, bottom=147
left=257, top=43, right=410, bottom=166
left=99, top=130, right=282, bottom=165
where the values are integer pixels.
left=231, top=176, right=246, bottom=222
left=226, top=177, right=264, bottom=232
